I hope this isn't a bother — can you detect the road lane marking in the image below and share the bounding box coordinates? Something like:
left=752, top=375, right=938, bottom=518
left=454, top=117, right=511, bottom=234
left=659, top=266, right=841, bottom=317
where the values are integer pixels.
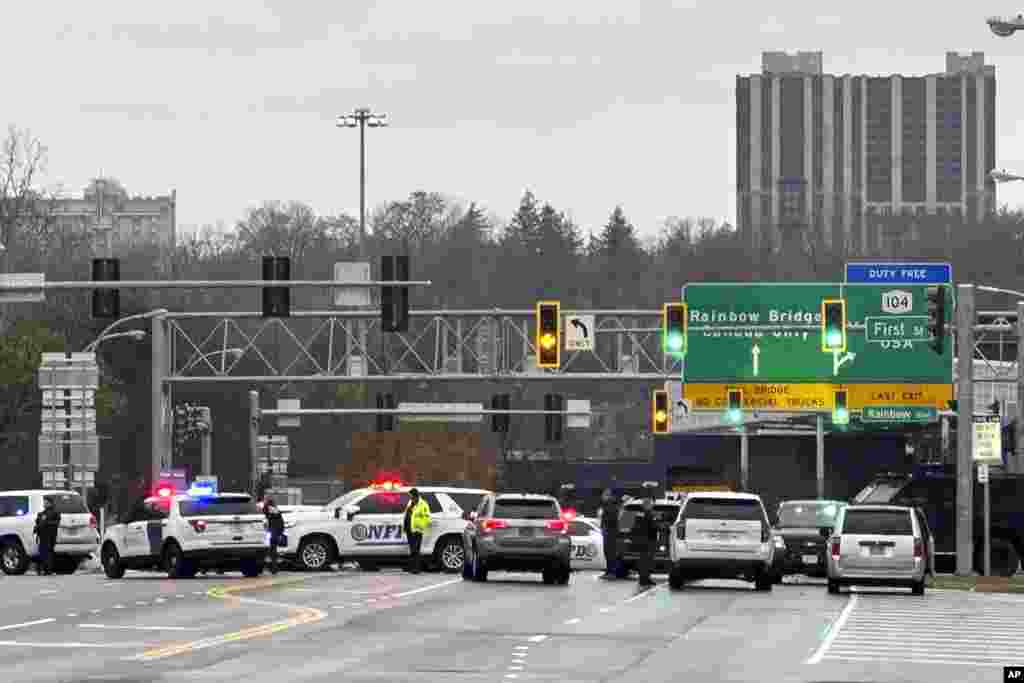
left=66, top=613, right=78, bottom=618
left=820, top=654, right=1005, bottom=667
left=392, top=578, right=461, bottom=598
left=514, top=645, right=529, bottom=650
left=38, top=590, right=57, bottom=595
left=623, top=586, right=663, bottom=603
left=0, top=619, right=56, bottom=632
left=0, top=641, right=149, bottom=649
left=508, top=666, right=524, bottom=671
left=563, top=618, right=581, bottom=624
left=113, top=605, right=125, bottom=609
left=807, top=594, right=857, bottom=665
left=80, top=625, right=202, bottom=631
left=528, top=635, right=547, bottom=642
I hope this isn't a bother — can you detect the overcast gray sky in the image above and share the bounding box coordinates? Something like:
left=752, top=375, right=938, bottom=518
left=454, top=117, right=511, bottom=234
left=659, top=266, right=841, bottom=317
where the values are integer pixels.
left=8, top=1, right=1024, bottom=238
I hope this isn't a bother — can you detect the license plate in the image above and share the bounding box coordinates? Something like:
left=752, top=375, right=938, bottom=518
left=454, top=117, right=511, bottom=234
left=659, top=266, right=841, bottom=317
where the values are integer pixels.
left=870, top=546, right=886, bottom=556
left=519, top=528, right=533, bottom=537
left=802, top=554, right=818, bottom=564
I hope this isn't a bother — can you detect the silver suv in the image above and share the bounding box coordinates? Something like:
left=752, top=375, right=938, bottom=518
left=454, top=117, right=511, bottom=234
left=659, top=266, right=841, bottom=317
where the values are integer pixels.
left=462, top=493, right=572, bottom=585
left=824, top=504, right=932, bottom=595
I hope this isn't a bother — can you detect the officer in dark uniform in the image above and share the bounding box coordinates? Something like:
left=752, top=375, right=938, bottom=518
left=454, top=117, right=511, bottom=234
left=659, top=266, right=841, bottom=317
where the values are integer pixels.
left=34, top=497, right=61, bottom=576
left=632, top=497, right=658, bottom=587
left=263, top=497, right=285, bottom=574
left=598, top=488, right=621, bottom=580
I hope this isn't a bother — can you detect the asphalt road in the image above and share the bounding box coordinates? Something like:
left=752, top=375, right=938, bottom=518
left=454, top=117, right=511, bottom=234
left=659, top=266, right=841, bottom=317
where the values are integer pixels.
left=0, top=569, right=1020, bottom=682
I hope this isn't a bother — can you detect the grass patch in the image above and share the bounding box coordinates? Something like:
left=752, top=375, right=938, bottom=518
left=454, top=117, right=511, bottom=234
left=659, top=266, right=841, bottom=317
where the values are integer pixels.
left=929, top=574, right=1024, bottom=592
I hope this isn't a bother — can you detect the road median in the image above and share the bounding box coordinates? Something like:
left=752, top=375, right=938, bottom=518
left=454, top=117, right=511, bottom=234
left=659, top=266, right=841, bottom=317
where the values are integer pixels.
left=929, top=574, right=1024, bottom=592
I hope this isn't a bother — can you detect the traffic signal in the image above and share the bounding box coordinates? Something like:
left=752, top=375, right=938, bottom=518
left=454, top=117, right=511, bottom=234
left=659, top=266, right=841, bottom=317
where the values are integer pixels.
left=544, top=393, right=564, bottom=442
left=821, top=299, right=847, bottom=353
left=926, top=285, right=947, bottom=354
left=375, top=393, right=396, bottom=432
left=491, top=394, right=510, bottom=433
left=663, top=303, right=687, bottom=356
left=652, top=389, right=670, bottom=434
left=172, top=405, right=188, bottom=454
left=91, top=258, right=120, bottom=319
left=833, top=389, right=849, bottom=425
left=381, top=255, right=410, bottom=333
left=262, top=256, right=291, bottom=317
left=726, top=389, right=743, bottom=423
left=536, top=301, right=561, bottom=368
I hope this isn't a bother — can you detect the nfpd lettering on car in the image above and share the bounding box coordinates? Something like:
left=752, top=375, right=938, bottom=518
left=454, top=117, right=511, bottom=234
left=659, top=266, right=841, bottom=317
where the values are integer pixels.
left=352, top=523, right=404, bottom=544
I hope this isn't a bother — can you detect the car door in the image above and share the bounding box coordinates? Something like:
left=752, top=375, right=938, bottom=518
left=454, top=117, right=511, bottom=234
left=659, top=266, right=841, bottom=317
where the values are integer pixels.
left=345, top=492, right=410, bottom=557
left=144, top=500, right=170, bottom=558
left=569, top=520, right=603, bottom=569
left=914, top=507, right=935, bottom=575
left=118, top=504, right=147, bottom=559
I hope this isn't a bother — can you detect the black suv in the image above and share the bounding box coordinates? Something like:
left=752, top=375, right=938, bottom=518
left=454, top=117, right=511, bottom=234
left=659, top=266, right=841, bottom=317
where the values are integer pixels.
left=614, top=499, right=681, bottom=578
left=771, top=499, right=846, bottom=579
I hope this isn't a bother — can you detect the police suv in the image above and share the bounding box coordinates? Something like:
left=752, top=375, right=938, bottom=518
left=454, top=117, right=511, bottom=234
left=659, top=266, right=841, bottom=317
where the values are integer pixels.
left=284, top=482, right=491, bottom=573
left=100, top=489, right=268, bottom=579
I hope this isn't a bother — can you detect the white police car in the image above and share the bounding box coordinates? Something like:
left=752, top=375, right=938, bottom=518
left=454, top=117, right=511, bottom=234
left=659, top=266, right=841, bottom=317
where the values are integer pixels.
left=100, top=488, right=268, bottom=579
left=285, top=482, right=491, bottom=573
left=568, top=516, right=605, bottom=571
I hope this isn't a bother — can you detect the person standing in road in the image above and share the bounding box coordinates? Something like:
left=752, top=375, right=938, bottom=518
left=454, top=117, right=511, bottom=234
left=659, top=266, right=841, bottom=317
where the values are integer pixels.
left=34, top=497, right=61, bottom=576
left=632, top=497, right=658, bottom=588
left=598, top=488, right=621, bottom=580
left=403, top=488, right=432, bottom=574
left=263, top=496, right=285, bottom=574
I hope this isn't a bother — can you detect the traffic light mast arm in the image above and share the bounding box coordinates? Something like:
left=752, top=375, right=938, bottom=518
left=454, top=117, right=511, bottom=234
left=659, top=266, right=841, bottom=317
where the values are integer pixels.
left=1, top=279, right=433, bottom=290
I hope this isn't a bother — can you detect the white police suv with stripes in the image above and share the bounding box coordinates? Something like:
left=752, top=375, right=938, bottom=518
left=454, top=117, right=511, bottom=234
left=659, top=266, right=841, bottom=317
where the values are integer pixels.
left=100, top=489, right=268, bottom=579
left=285, top=482, right=491, bottom=573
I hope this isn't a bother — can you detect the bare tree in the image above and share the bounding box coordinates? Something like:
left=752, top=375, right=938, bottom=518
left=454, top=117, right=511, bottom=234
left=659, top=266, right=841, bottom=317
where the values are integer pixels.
left=0, top=126, right=55, bottom=273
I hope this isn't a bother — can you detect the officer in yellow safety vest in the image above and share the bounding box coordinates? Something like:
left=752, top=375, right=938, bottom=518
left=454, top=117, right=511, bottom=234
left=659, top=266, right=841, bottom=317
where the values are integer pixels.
left=403, top=488, right=432, bottom=574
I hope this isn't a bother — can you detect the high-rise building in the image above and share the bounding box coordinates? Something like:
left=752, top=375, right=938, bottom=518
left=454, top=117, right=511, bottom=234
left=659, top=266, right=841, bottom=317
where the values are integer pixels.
left=736, top=52, right=995, bottom=253
left=49, top=178, right=177, bottom=252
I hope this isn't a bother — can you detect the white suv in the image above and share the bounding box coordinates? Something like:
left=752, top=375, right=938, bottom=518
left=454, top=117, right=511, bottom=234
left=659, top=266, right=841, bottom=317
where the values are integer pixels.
left=286, top=484, right=491, bottom=573
left=668, top=492, right=775, bottom=591
left=100, top=492, right=268, bottom=579
left=0, top=490, right=99, bottom=575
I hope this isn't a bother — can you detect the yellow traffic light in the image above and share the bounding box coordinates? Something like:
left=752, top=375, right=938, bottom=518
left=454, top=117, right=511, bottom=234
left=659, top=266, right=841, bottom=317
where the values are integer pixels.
left=652, top=390, right=669, bottom=434
left=536, top=301, right=561, bottom=368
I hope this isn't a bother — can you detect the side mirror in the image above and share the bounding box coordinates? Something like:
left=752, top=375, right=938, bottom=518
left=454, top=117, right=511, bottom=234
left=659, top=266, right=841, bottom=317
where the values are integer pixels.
left=344, top=504, right=360, bottom=521
left=334, top=508, right=341, bottom=520
left=819, top=526, right=833, bottom=539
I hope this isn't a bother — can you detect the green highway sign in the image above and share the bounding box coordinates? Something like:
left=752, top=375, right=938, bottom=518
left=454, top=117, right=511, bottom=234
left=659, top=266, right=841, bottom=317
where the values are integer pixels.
left=681, top=283, right=952, bottom=384
left=860, top=406, right=938, bottom=423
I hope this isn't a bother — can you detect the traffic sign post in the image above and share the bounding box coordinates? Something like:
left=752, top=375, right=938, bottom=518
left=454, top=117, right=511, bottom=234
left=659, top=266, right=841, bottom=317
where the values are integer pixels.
left=37, top=352, right=100, bottom=495
left=973, top=415, right=1002, bottom=464
left=564, top=314, right=594, bottom=352
left=978, top=462, right=991, bottom=576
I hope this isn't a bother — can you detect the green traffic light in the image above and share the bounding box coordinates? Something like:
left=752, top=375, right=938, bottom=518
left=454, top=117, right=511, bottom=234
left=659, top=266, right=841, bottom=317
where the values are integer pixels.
left=666, top=332, right=684, bottom=352
left=727, top=408, right=741, bottom=423
left=834, top=407, right=849, bottom=424
left=826, top=329, right=842, bottom=348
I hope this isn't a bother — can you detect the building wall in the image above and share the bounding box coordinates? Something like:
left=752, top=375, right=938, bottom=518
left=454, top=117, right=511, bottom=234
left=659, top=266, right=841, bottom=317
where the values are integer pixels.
left=49, top=181, right=176, bottom=251
left=737, top=53, right=996, bottom=252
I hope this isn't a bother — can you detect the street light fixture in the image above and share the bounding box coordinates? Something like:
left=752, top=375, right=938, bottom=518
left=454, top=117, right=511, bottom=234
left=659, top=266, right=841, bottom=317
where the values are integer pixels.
left=181, top=347, right=245, bottom=373
left=987, top=15, right=1024, bottom=36
left=83, top=329, right=147, bottom=352
left=336, top=107, right=389, bottom=257
left=990, top=168, right=1024, bottom=183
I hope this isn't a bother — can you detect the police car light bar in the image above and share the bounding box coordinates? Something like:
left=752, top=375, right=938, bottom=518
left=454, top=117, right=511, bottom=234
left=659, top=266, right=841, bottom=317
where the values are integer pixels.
left=157, top=487, right=173, bottom=497
left=187, top=486, right=215, bottom=497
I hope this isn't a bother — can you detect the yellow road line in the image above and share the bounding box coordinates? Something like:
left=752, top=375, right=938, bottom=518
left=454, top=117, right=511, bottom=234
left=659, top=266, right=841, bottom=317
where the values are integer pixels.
left=133, top=576, right=325, bottom=661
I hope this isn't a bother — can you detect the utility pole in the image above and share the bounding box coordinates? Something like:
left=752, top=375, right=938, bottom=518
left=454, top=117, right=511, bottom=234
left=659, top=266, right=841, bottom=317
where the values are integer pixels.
left=956, top=284, right=975, bottom=576
left=1017, top=301, right=1024, bottom=474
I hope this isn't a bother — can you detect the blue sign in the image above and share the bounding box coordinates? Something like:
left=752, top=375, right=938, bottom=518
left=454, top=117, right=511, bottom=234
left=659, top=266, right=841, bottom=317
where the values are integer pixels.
left=845, top=263, right=952, bottom=285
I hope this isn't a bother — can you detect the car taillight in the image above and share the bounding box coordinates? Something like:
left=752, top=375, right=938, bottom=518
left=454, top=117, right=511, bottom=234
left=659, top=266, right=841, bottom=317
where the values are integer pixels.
left=676, top=522, right=686, bottom=540
left=482, top=519, right=507, bottom=533
left=190, top=520, right=207, bottom=533
left=830, top=538, right=840, bottom=561
left=913, top=538, right=923, bottom=559
left=546, top=519, right=567, bottom=534
left=89, top=514, right=97, bottom=528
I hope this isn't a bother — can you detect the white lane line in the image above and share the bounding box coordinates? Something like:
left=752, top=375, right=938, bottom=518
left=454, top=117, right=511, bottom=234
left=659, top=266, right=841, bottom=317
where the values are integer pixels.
left=0, top=619, right=56, bottom=632
left=79, top=624, right=202, bottom=631
left=821, top=654, right=1005, bottom=667
left=514, top=645, right=529, bottom=651
left=154, top=598, right=166, bottom=604
left=624, top=586, right=663, bottom=603
left=563, top=618, right=581, bottom=625
left=66, top=613, right=78, bottom=618
left=598, top=607, right=611, bottom=613
left=366, top=598, right=377, bottom=603
left=192, top=591, right=204, bottom=596
left=89, top=609, right=101, bottom=614
left=392, top=579, right=461, bottom=598
left=175, top=594, right=185, bottom=598
left=0, top=641, right=149, bottom=649
left=135, top=602, right=148, bottom=606
left=113, top=605, right=125, bottom=609
left=528, top=635, right=547, bottom=643
left=38, top=590, right=57, bottom=595
left=512, top=652, right=528, bottom=658
left=508, top=665, right=524, bottom=671
left=807, top=594, right=857, bottom=665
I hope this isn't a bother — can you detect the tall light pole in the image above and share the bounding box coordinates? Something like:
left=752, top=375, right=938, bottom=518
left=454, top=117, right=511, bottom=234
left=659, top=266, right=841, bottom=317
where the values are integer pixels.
left=336, top=108, right=389, bottom=257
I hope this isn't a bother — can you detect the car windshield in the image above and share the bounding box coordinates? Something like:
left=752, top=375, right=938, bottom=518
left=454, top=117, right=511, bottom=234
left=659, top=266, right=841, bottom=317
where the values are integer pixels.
left=619, top=505, right=679, bottom=530
left=683, top=498, right=764, bottom=521
left=327, top=490, right=365, bottom=509
left=44, top=493, right=89, bottom=514
left=179, top=497, right=260, bottom=517
left=852, top=480, right=904, bottom=504
left=842, top=509, right=913, bottom=535
left=778, top=502, right=843, bottom=528
left=493, top=499, right=559, bottom=519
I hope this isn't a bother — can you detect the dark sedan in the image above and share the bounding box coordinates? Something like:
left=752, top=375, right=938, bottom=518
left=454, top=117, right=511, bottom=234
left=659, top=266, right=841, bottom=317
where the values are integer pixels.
left=771, top=499, right=846, bottom=580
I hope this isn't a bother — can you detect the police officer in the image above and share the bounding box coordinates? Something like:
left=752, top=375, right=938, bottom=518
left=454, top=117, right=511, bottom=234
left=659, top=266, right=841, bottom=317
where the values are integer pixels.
left=34, top=497, right=61, bottom=576
left=403, top=488, right=432, bottom=574
left=598, top=488, right=621, bottom=580
left=632, top=497, right=658, bottom=588
left=263, top=497, right=285, bottom=574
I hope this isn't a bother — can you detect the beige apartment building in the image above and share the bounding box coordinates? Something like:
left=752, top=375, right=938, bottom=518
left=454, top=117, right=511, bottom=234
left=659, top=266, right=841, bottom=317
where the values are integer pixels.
left=50, top=178, right=177, bottom=251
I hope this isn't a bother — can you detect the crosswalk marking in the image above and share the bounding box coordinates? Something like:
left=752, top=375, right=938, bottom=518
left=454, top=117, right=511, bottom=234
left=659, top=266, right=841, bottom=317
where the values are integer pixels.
left=810, top=591, right=1024, bottom=668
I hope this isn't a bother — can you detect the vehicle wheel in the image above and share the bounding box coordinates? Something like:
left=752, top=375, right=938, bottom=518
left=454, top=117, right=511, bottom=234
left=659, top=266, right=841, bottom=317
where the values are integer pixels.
left=772, top=572, right=783, bottom=585
left=298, top=536, right=334, bottom=571
left=754, top=573, right=773, bottom=591
left=472, top=553, right=488, bottom=582
left=668, top=568, right=684, bottom=590
left=556, top=563, right=571, bottom=585
left=102, top=544, right=125, bottom=579
left=542, top=568, right=556, bottom=585
left=0, top=541, right=29, bottom=576
left=240, top=560, right=263, bottom=578
left=53, top=556, right=80, bottom=575
left=434, top=538, right=465, bottom=574
left=827, top=579, right=840, bottom=594
left=164, top=543, right=191, bottom=579
left=911, top=579, right=925, bottom=596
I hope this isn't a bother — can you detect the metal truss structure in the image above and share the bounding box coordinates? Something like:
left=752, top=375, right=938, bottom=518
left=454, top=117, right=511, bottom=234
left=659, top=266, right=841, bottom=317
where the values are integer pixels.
left=161, top=309, right=682, bottom=383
